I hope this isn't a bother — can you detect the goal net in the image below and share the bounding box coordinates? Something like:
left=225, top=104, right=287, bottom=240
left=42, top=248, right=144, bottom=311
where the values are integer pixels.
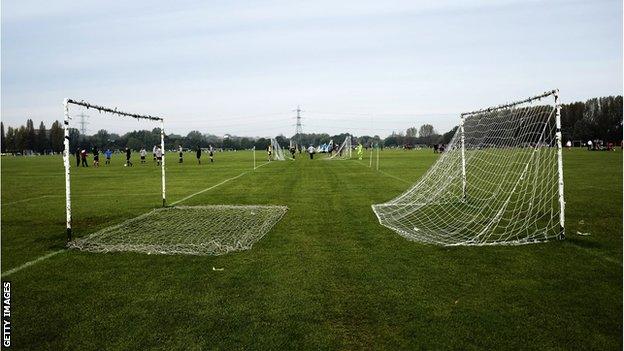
left=372, top=90, right=565, bottom=246
left=68, top=205, right=288, bottom=255
left=327, top=135, right=352, bottom=160
left=270, top=138, right=286, bottom=160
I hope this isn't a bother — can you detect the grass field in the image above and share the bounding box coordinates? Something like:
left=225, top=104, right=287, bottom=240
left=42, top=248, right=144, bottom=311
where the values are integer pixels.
left=1, top=148, right=622, bottom=350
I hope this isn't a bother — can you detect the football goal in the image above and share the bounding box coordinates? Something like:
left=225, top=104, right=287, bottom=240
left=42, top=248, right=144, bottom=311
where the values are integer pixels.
left=327, top=135, right=352, bottom=160
left=270, top=138, right=286, bottom=160
left=62, top=99, right=166, bottom=242
left=372, top=90, right=565, bottom=246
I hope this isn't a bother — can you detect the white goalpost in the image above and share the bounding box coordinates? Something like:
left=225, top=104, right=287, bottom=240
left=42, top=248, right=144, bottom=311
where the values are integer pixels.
left=327, top=135, right=352, bottom=160
left=372, top=90, right=565, bottom=246
left=62, top=98, right=166, bottom=242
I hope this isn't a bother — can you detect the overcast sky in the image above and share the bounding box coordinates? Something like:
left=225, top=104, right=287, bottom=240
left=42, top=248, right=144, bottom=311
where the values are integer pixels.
left=2, top=0, right=622, bottom=138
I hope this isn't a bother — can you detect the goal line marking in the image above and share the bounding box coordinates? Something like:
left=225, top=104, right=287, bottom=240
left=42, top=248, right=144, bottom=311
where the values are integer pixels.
left=2, top=165, right=271, bottom=276
left=2, top=193, right=163, bottom=206
left=1, top=249, right=65, bottom=277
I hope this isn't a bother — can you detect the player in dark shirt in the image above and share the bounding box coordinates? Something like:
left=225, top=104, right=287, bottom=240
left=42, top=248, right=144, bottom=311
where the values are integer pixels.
left=196, top=146, right=201, bottom=164
left=75, top=148, right=81, bottom=167
left=125, top=147, right=133, bottom=167
left=289, top=146, right=296, bottom=159
left=92, top=147, right=99, bottom=167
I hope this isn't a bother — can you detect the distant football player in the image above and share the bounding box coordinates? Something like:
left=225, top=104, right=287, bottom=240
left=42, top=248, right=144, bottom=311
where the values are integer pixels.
left=289, top=145, right=296, bottom=159
left=140, top=147, right=147, bottom=163
left=80, top=149, right=88, bottom=167
left=196, top=146, right=201, bottom=164
left=104, top=148, right=112, bottom=165
left=178, top=145, right=184, bottom=163
left=75, top=148, right=81, bottom=167
left=92, top=146, right=100, bottom=167
left=125, top=147, right=133, bottom=167
left=155, top=146, right=163, bottom=166
left=209, top=145, right=214, bottom=163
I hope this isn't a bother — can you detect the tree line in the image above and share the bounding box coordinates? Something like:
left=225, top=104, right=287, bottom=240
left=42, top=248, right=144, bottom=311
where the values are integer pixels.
left=1, top=95, right=620, bottom=154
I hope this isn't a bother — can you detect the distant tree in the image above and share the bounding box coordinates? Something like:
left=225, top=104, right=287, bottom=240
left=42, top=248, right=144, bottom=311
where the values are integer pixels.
left=126, top=137, right=142, bottom=151
left=49, top=121, right=64, bottom=152
left=405, top=127, right=418, bottom=138
left=275, top=135, right=288, bottom=147
left=185, top=130, right=204, bottom=149
left=0, top=122, right=5, bottom=153
left=441, top=126, right=459, bottom=145
left=255, top=137, right=270, bottom=150
left=384, top=131, right=403, bottom=147
left=93, top=129, right=110, bottom=148
left=5, top=126, right=15, bottom=153
left=240, top=137, right=254, bottom=149
left=25, top=119, right=36, bottom=151
left=68, top=128, right=81, bottom=151
left=37, top=121, right=49, bottom=153
left=418, top=124, right=435, bottom=138
left=15, top=126, right=27, bottom=152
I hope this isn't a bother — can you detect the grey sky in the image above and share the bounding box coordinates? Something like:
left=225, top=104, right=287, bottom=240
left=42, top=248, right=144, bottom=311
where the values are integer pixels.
left=2, top=0, right=621, bottom=138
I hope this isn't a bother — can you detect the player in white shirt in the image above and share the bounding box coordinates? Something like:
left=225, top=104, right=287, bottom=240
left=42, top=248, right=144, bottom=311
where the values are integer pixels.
left=140, top=147, right=147, bottom=163
left=307, top=145, right=315, bottom=159
left=155, top=147, right=163, bottom=166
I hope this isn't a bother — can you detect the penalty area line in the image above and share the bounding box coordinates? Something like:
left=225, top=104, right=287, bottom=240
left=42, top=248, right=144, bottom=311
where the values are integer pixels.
left=1, top=249, right=66, bottom=277
left=170, top=172, right=249, bottom=206
left=354, top=161, right=412, bottom=184
left=171, top=160, right=274, bottom=205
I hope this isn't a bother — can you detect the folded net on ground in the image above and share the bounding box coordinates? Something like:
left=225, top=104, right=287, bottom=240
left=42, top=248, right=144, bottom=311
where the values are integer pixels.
left=68, top=205, right=288, bottom=255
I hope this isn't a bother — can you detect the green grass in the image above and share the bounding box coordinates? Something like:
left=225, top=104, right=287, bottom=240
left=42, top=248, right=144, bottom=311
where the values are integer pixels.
left=1, top=148, right=622, bottom=350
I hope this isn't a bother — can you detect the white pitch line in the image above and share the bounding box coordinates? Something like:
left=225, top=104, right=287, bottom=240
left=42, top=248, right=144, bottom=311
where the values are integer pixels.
left=253, top=161, right=271, bottom=170
left=1, top=249, right=65, bottom=277
left=2, top=193, right=163, bottom=206
left=2, top=195, right=51, bottom=206
left=354, top=160, right=412, bottom=184
left=377, top=170, right=412, bottom=184
left=170, top=172, right=248, bottom=206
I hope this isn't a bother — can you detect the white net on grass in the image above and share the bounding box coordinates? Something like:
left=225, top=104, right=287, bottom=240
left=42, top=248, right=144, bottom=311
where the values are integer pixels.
left=372, top=91, right=564, bottom=246
left=68, top=205, right=288, bottom=255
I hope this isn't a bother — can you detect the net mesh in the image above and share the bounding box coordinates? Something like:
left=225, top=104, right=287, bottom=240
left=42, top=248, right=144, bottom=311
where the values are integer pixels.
left=68, top=205, right=288, bottom=255
left=327, top=136, right=352, bottom=160
left=372, top=91, right=563, bottom=246
left=271, top=138, right=286, bottom=161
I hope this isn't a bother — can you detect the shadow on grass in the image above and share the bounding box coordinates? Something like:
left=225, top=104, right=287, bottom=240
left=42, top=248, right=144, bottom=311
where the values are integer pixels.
left=564, top=236, right=604, bottom=250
